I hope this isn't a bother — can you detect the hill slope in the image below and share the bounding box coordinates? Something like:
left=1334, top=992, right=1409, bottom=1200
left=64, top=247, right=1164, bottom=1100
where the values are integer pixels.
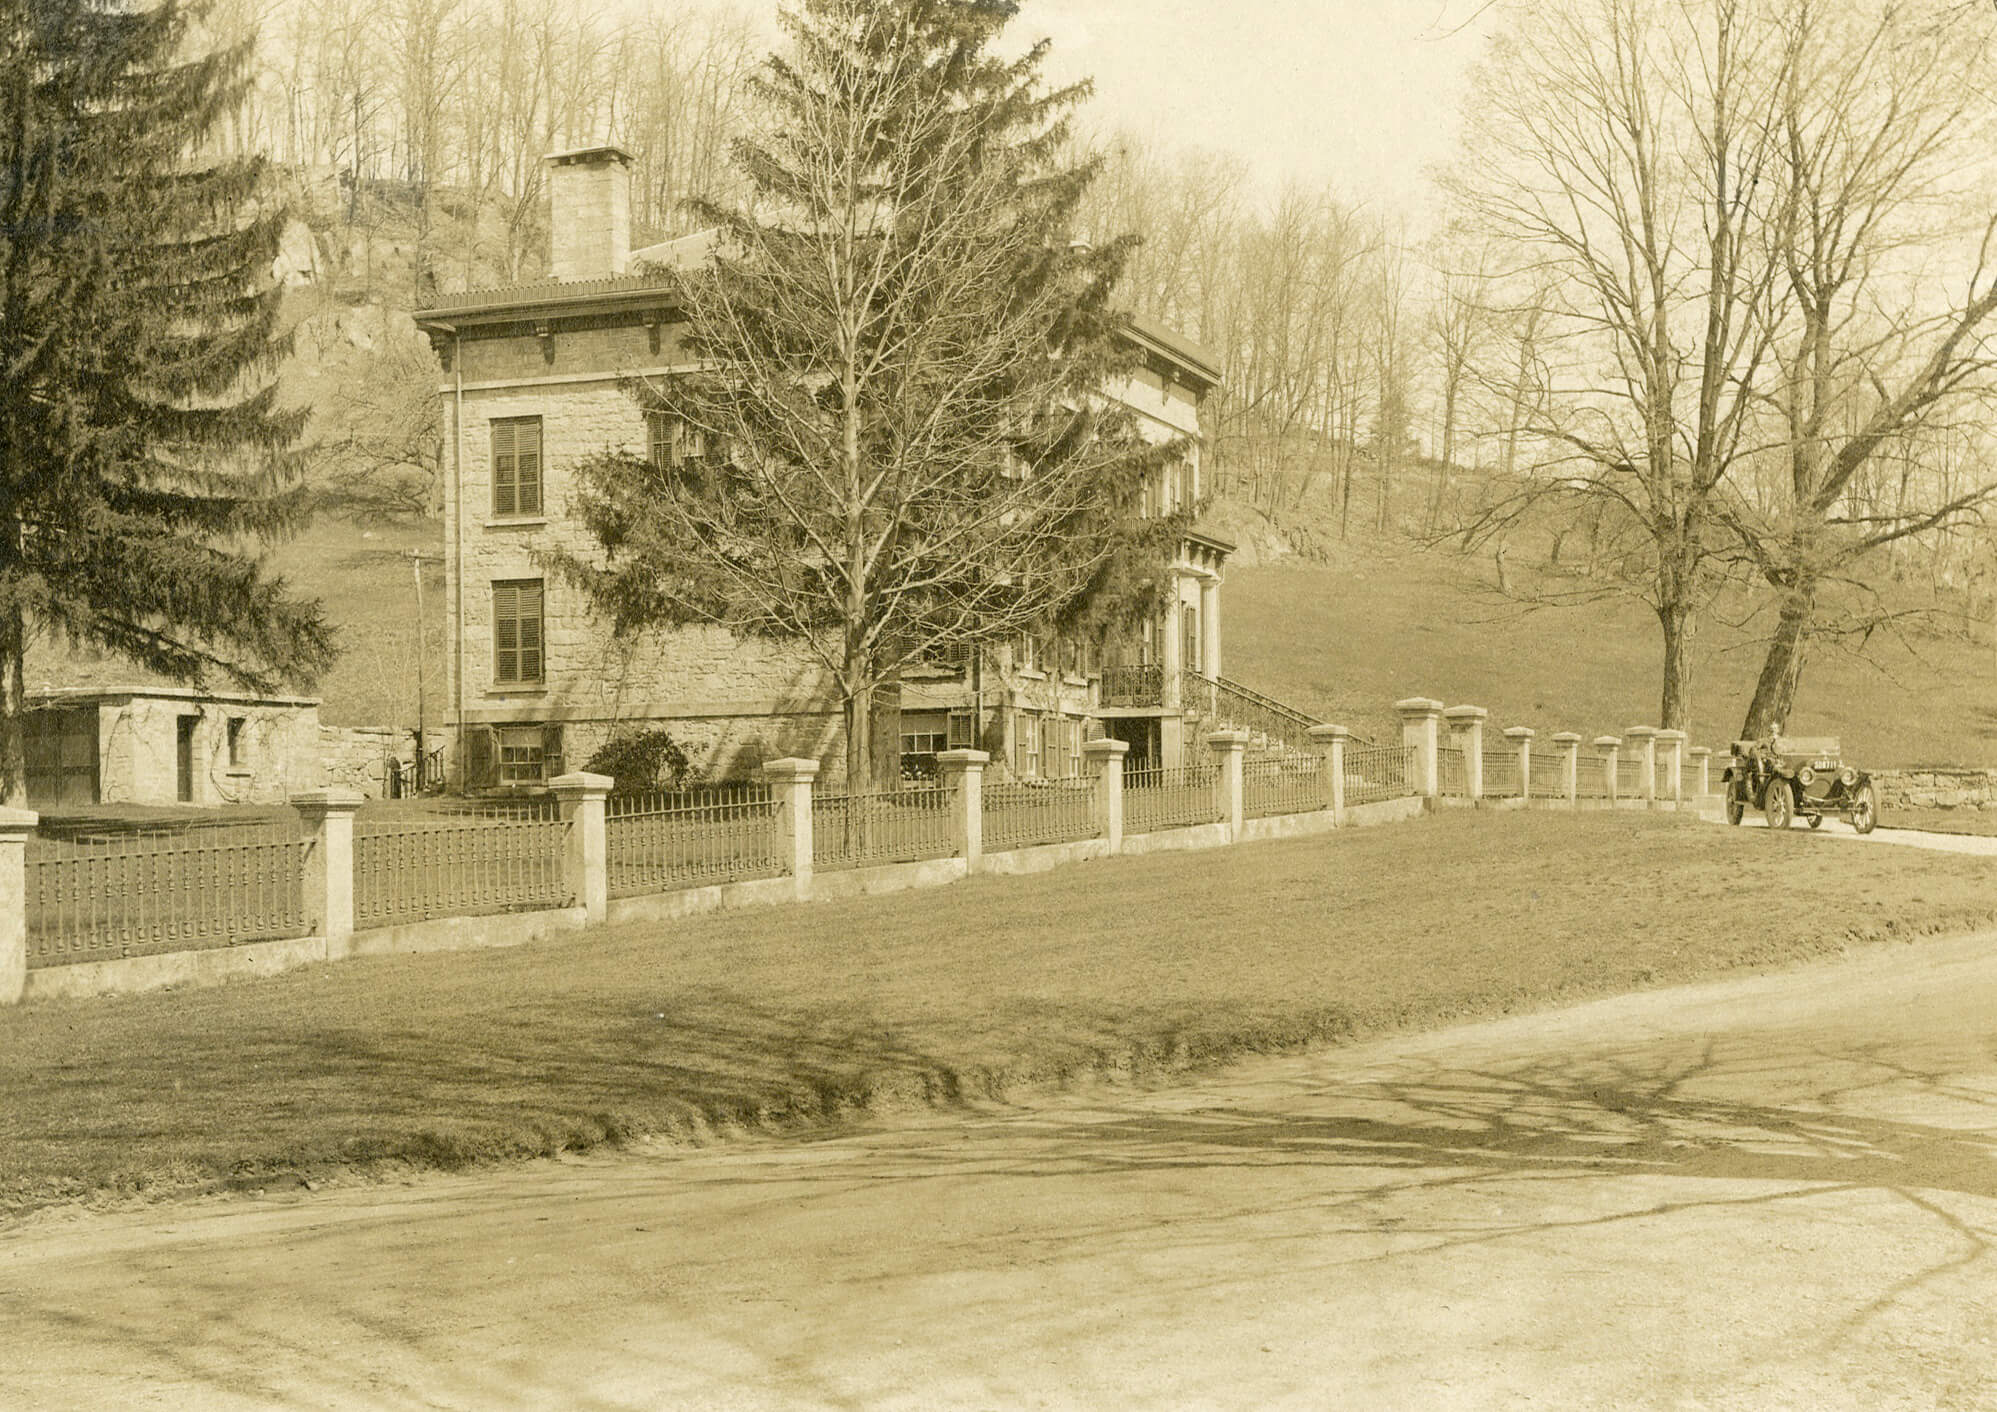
left=1222, top=542, right=1997, bottom=767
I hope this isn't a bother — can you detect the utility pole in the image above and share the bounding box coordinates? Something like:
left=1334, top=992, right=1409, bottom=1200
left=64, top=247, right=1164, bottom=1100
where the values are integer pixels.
left=409, top=550, right=445, bottom=791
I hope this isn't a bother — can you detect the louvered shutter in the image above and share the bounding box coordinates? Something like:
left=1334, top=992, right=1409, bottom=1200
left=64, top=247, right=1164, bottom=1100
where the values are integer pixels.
left=541, top=723, right=564, bottom=780
left=516, top=581, right=543, bottom=681
left=462, top=725, right=497, bottom=789
left=494, top=582, right=519, bottom=681
left=515, top=421, right=541, bottom=513
left=492, top=420, right=517, bottom=515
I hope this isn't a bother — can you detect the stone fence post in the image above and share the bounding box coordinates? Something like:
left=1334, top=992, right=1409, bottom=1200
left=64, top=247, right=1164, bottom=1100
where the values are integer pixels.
left=1208, top=729, right=1250, bottom=839
left=936, top=749, right=988, bottom=869
left=0, top=807, right=36, bottom=1004
left=1594, top=736, right=1622, bottom=806
left=1656, top=730, right=1687, bottom=805
left=551, top=772, right=612, bottom=925
left=761, top=758, right=820, bottom=899
left=1082, top=738, right=1127, bottom=854
left=1397, top=698, right=1443, bottom=800
left=1309, top=723, right=1349, bottom=823
left=1445, top=705, right=1488, bottom=802
left=1625, top=726, right=1658, bottom=806
left=1688, top=747, right=1712, bottom=798
left=1552, top=733, right=1581, bottom=805
left=295, top=789, right=364, bottom=951
left=1504, top=727, right=1534, bottom=802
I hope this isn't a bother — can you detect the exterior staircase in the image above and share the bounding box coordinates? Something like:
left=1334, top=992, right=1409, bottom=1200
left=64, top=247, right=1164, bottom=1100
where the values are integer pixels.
left=1186, top=674, right=1329, bottom=757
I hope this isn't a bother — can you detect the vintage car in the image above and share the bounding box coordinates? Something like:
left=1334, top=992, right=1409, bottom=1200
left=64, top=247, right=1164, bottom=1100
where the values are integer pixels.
left=1723, top=735, right=1878, bottom=833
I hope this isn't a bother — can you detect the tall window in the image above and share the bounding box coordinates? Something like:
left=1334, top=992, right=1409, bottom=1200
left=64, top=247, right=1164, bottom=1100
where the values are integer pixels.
left=1183, top=602, right=1201, bottom=674
left=493, top=579, right=544, bottom=684
left=491, top=417, right=542, bottom=516
left=648, top=411, right=719, bottom=470
left=1015, top=712, right=1039, bottom=777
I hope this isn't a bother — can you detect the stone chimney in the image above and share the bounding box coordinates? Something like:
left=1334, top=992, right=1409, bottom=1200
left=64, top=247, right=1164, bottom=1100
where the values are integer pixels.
left=545, top=145, right=632, bottom=281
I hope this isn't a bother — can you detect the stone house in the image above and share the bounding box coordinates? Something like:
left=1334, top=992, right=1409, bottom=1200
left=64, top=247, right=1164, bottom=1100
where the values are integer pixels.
left=412, top=145, right=1236, bottom=791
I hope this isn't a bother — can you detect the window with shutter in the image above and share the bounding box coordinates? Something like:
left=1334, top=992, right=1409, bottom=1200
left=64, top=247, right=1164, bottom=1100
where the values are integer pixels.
left=541, top=724, right=565, bottom=780
left=493, top=579, right=545, bottom=684
left=491, top=417, right=543, bottom=516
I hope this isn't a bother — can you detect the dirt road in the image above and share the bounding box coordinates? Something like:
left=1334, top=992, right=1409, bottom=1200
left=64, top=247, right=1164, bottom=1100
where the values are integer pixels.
left=7, top=925, right=1997, bottom=1410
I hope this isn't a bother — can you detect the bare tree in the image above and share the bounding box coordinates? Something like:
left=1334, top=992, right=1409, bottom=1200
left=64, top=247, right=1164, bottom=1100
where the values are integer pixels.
left=1450, top=0, right=1786, bottom=728
left=1721, top=0, right=1997, bottom=735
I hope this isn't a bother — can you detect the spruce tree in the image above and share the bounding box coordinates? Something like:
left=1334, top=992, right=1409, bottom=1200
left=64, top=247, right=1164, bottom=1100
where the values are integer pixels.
left=560, top=0, right=1186, bottom=790
left=0, top=0, right=332, bottom=803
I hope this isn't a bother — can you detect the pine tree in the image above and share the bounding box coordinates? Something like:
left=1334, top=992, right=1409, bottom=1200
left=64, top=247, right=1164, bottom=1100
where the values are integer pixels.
left=0, top=0, right=333, bottom=803
left=558, top=0, right=1184, bottom=790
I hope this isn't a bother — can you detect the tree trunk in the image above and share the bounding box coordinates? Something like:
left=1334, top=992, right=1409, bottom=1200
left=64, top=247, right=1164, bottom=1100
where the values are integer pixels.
left=0, top=604, right=26, bottom=808
left=1739, top=592, right=1814, bottom=739
left=1656, top=600, right=1693, bottom=732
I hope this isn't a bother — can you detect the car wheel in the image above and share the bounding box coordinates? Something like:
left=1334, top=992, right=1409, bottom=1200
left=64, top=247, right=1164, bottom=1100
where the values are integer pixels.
left=1851, top=783, right=1877, bottom=836
left=1764, top=779, right=1793, bottom=831
left=1725, top=789, right=1744, bottom=825
left=1808, top=813, right=1824, bottom=829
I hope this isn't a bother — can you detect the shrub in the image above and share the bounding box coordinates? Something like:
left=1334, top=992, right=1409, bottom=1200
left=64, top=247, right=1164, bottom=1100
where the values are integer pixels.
left=582, top=729, right=690, bottom=794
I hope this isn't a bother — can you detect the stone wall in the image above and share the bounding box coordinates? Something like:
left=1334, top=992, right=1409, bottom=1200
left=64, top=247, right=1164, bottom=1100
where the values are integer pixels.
left=1872, top=768, right=1997, bottom=812
left=318, top=726, right=451, bottom=797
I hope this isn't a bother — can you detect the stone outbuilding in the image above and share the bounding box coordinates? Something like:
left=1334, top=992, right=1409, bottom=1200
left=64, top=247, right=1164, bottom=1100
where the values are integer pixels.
left=23, top=687, right=326, bottom=809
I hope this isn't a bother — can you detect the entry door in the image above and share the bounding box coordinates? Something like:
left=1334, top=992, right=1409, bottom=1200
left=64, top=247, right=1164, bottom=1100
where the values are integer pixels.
left=176, top=715, right=197, bottom=803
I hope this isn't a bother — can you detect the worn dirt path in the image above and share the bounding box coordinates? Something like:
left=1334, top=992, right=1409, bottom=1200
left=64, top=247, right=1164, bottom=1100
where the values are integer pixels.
left=8, top=917, right=1997, bottom=1410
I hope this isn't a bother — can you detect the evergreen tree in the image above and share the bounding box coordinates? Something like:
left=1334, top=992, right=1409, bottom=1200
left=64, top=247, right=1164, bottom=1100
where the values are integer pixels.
left=558, top=0, right=1184, bottom=789
left=0, top=0, right=333, bottom=803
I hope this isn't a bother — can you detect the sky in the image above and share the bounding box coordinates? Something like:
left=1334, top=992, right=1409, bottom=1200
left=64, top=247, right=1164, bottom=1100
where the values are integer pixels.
left=1015, top=0, right=1499, bottom=216
left=691, top=0, right=1503, bottom=222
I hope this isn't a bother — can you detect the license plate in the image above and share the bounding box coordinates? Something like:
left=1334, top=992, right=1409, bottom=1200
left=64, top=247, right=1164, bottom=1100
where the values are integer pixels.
left=1812, top=758, right=1835, bottom=771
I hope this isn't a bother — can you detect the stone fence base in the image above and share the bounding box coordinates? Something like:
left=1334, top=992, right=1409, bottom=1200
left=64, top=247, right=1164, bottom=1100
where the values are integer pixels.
left=1873, top=768, right=1997, bottom=813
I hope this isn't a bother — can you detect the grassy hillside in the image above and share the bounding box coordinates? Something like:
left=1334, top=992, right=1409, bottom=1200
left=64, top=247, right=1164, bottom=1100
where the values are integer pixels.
left=284, top=515, right=445, bottom=729
left=1223, top=540, right=1997, bottom=767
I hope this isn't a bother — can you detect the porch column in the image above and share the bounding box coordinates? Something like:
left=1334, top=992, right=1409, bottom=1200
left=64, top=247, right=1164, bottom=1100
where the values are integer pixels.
left=1309, top=723, right=1349, bottom=823
left=1159, top=593, right=1183, bottom=712
left=1207, top=729, right=1250, bottom=840
left=936, top=749, right=988, bottom=868
left=1552, top=732, right=1582, bottom=805
left=1656, top=730, right=1687, bottom=805
left=1594, top=736, right=1622, bottom=806
left=1444, top=705, right=1487, bottom=802
left=761, top=758, right=820, bottom=900
left=1688, top=747, right=1712, bottom=798
left=551, top=772, right=612, bottom=925
left=1082, top=738, right=1128, bottom=853
left=1625, top=726, right=1658, bottom=806
left=1504, top=727, right=1534, bottom=802
left=0, top=807, right=36, bottom=1005
left=1396, top=698, right=1443, bottom=799
left=295, top=789, right=364, bottom=950
left=1199, top=574, right=1221, bottom=682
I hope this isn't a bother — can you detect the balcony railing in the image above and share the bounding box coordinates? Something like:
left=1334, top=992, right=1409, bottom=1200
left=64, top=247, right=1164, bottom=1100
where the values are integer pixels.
left=1099, top=663, right=1164, bottom=707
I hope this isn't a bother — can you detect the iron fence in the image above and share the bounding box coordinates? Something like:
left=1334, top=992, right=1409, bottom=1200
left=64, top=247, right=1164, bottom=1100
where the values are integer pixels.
left=982, top=778, right=1098, bottom=850
left=353, top=808, right=569, bottom=929
left=605, top=785, right=783, bottom=898
left=1437, top=745, right=1470, bottom=798
left=26, top=828, right=310, bottom=968
left=1243, top=754, right=1325, bottom=818
left=813, top=786, right=953, bottom=871
left=1616, top=754, right=1651, bottom=799
left=1577, top=753, right=1617, bottom=799
left=1528, top=749, right=1571, bottom=799
left=1123, top=763, right=1220, bottom=833
left=1343, top=744, right=1416, bottom=804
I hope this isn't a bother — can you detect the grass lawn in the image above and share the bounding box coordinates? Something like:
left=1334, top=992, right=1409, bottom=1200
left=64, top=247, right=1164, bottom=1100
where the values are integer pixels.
left=5, top=811, right=1995, bottom=1217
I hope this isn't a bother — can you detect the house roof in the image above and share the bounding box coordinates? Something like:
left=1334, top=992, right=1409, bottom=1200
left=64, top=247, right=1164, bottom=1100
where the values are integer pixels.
left=414, top=240, right=1222, bottom=389
left=27, top=685, right=320, bottom=710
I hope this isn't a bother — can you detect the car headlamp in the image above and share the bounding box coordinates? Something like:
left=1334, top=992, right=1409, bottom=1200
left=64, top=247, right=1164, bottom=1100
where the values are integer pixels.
left=1797, top=766, right=1815, bottom=787
left=1840, top=767, right=1857, bottom=787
